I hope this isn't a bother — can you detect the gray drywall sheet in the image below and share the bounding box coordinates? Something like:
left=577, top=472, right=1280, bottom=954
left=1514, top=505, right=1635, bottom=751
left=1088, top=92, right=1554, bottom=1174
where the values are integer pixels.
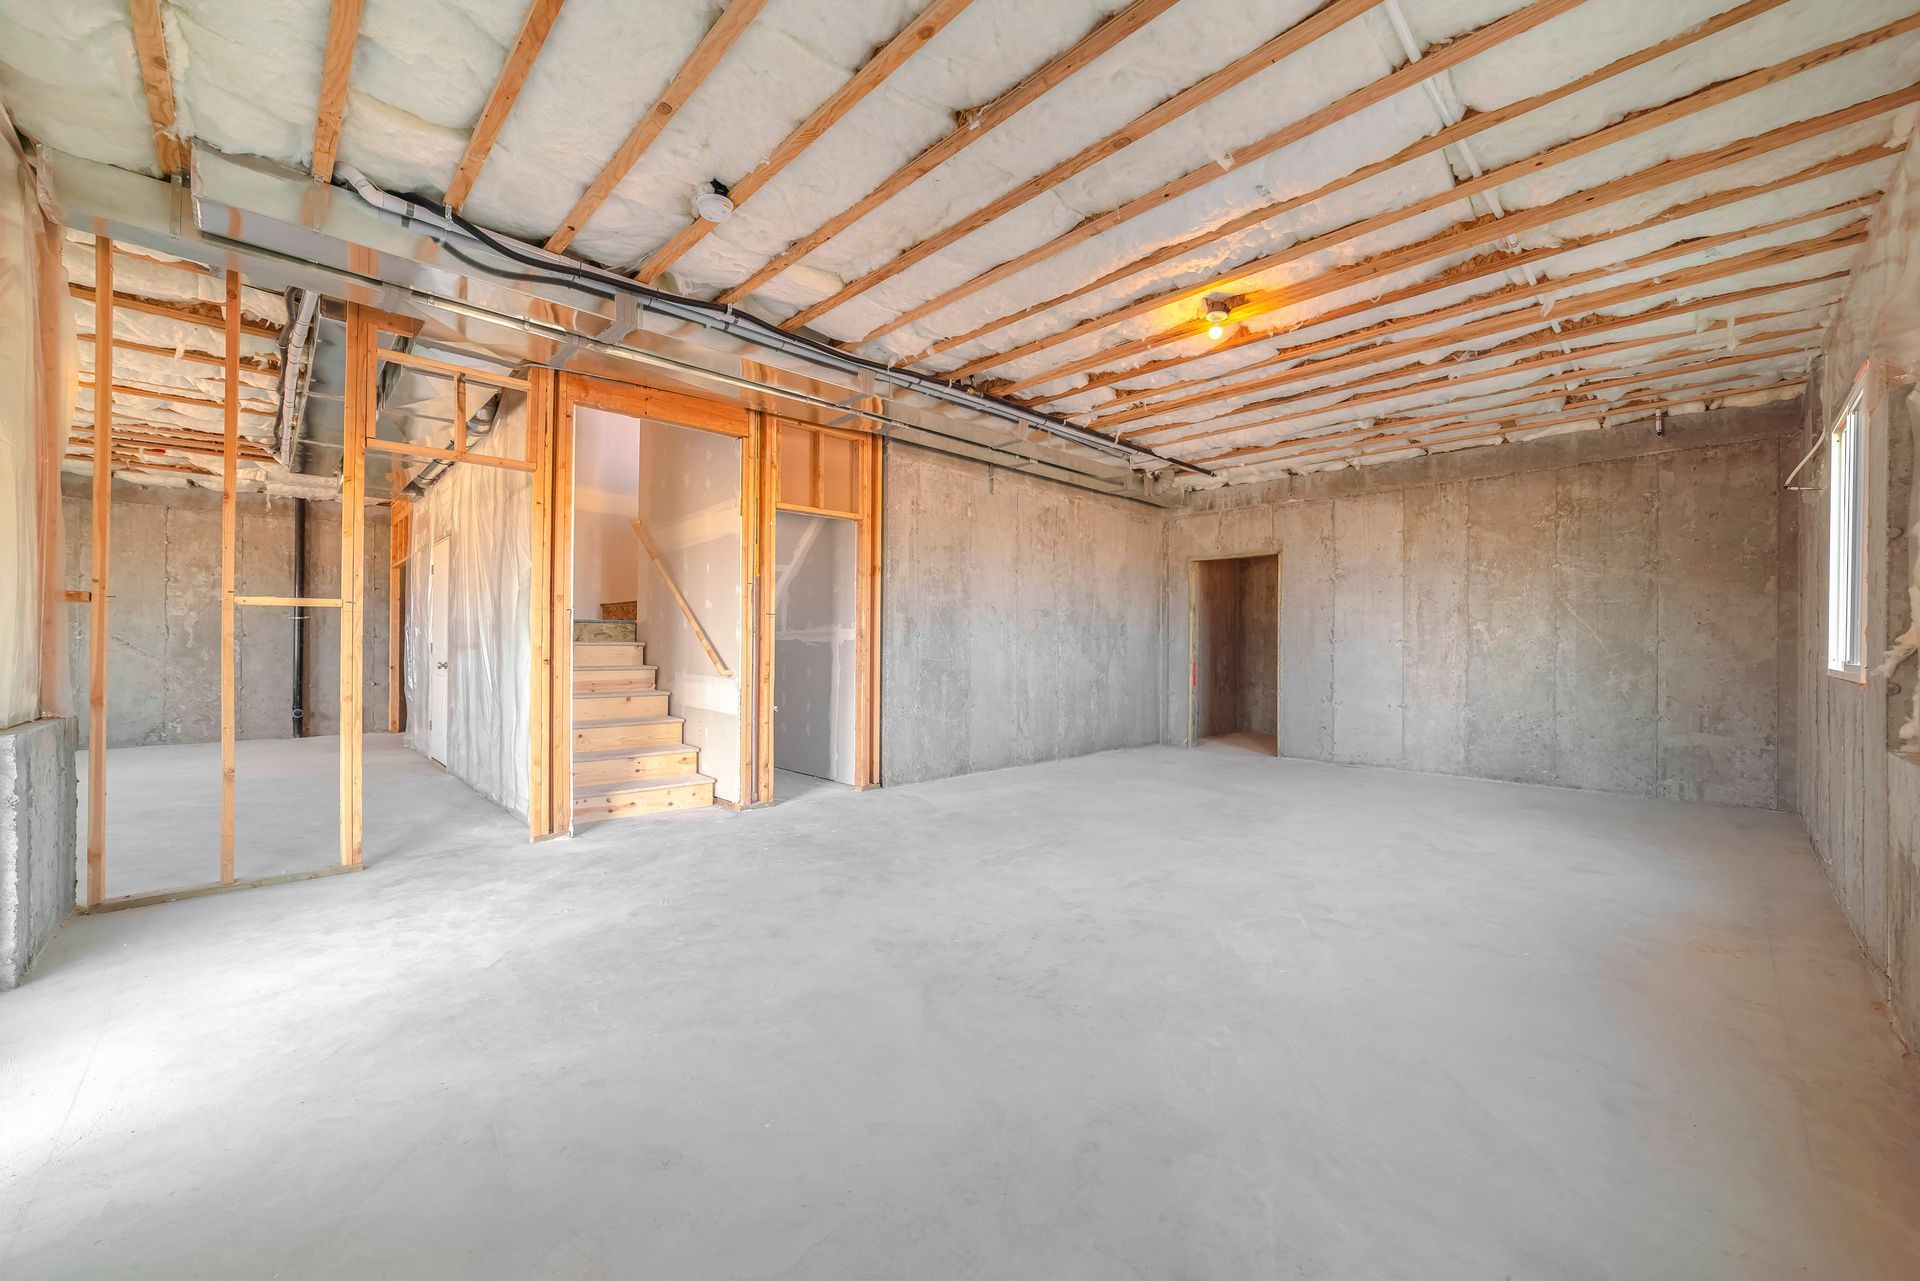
left=774, top=511, right=857, bottom=785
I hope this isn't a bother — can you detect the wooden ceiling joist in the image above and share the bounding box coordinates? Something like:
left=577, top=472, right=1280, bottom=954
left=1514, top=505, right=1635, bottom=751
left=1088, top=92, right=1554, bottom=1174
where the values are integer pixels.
left=1085, top=224, right=1860, bottom=431
left=909, top=0, right=1796, bottom=366
left=67, top=283, right=279, bottom=339
left=713, top=0, right=1182, bottom=307
left=310, top=0, right=366, bottom=184
left=77, top=378, right=277, bottom=416
left=1190, top=343, right=1818, bottom=467
left=958, top=10, right=1919, bottom=393
left=444, top=0, right=568, bottom=209
left=781, top=0, right=1381, bottom=332
left=70, top=422, right=276, bottom=461
left=125, top=0, right=189, bottom=175
left=74, top=333, right=278, bottom=372
left=1143, top=318, right=1826, bottom=449
left=634, top=0, right=977, bottom=285
left=986, top=71, right=1920, bottom=399
left=1050, top=146, right=1894, bottom=411
left=1084, top=192, right=1879, bottom=431
left=545, top=0, right=769, bottom=254
left=855, top=0, right=1593, bottom=348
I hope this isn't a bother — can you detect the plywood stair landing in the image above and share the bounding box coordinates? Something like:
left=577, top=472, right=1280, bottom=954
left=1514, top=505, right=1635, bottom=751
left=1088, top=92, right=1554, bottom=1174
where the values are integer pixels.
left=573, top=619, right=714, bottom=823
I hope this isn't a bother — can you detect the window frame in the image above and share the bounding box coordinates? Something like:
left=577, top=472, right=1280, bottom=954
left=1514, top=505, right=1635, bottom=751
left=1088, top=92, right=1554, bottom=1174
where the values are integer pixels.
left=1826, top=369, right=1871, bottom=683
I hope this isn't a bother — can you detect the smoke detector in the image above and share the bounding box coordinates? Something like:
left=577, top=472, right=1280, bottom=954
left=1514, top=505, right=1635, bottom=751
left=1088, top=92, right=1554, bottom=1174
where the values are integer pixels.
left=693, top=179, right=734, bottom=223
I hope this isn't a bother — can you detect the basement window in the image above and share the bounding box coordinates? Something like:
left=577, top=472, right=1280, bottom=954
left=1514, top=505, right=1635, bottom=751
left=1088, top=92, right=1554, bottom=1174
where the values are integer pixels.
left=1827, top=384, right=1868, bottom=681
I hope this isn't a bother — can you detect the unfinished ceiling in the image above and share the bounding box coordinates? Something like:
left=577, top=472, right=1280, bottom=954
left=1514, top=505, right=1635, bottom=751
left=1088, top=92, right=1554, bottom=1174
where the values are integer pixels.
left=4, top=0, right=1917, bottom=484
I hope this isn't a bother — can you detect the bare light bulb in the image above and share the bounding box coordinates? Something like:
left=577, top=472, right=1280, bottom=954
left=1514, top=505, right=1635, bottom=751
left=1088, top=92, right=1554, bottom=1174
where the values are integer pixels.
left=1207, top=322, right=1224, bottom=341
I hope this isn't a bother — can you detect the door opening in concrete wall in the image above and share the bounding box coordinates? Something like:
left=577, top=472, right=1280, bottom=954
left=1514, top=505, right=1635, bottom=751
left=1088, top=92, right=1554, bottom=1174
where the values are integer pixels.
left=772, top=510, right=858, bottom=799
left=1189, top=554, right=1281, bottom=755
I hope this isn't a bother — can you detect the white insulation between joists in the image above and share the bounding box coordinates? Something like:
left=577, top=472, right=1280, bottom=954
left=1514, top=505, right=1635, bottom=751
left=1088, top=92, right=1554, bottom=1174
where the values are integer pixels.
left=3, top=0, right=1917, bottom=479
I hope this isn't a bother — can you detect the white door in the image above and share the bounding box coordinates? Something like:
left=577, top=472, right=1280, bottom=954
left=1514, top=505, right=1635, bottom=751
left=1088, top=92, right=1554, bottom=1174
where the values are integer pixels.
left=427, top=534, right=451, bottom=765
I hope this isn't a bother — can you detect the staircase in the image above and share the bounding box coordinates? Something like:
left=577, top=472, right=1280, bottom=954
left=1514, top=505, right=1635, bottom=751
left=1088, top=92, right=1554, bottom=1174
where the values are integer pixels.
left=572, top=619, right=715, bottom=824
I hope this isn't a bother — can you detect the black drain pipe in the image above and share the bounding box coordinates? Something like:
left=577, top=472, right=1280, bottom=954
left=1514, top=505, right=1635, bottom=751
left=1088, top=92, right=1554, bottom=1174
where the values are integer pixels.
left=292, top=497, right=308, bottom=737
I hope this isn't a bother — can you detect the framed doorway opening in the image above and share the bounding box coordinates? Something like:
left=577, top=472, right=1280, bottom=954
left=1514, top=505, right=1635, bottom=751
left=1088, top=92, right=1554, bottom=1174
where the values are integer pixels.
left=1188, top=554, right=1281, bottom=756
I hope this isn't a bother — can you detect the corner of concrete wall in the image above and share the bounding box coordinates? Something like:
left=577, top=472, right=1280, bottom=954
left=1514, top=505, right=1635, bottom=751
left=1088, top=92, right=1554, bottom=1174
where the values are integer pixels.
left=1, top=717, right=77, bottom=990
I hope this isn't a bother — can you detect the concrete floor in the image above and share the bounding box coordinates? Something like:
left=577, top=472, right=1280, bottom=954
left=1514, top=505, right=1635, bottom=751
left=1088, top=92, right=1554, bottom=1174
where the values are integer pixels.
left=4, top=745, right=1919, bottom=1278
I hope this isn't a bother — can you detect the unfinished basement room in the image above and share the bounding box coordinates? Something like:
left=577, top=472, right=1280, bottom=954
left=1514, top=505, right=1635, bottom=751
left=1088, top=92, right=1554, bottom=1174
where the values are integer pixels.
left=5, top=0, right=1920, bottom=1275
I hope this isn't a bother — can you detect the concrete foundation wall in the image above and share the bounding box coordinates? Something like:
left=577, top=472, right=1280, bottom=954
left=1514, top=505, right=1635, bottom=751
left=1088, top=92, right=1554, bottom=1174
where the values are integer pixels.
left=880, top=443, right=1164, bottom=785
left=61, top=477, right=389, bottom=747
left=1167, top=401, right=1802, bottom=808
left=0, top=717, right=75, bottom=988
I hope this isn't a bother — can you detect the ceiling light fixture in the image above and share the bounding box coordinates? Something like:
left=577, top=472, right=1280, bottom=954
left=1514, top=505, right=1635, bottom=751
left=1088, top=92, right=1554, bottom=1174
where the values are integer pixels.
left=693, top=179, right=734, bottom=223
left=1202, top=293, right=1235, bottom=341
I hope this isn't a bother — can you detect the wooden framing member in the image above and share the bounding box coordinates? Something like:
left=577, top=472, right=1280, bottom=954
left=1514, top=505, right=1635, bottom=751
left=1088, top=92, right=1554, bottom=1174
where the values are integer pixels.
left=310, top=0, right=365, bottom=184
left=747, top=363, right=777, bottom=805
left=389, top=502, right=410, bottom=735
left=715, top=0, right=1181, bottom=306
left=126, top=0, right=190, bottom=175
left=234, top=595, right=345, bottom=608
left=219, top=268, right=240, bottom=883
left=916, top=0, right=1798, bottom=366
left=526, top=367, right=556, bottom=837
left=545, top=0, right=769, bottom=253
left=856, top=400, right=883, bottom=789
left=374, top=346, right=530, bottom=389
left=858, top=0, right=1590, bottom=346
left=634, top=0, right=976, bottom=284
left=76, top=333, right=277, bottom=372
left=962, top=13, right=1920, bottom=390
left=69, top=283, right=278, bottom=338
left=1102, top=239, right=1859, bottom=441
left=445, top=0, right=568, bottom=209
left=1058, top=150, right=1894, bottom=413
left=1167, top=320, right=1824, bottom=456
left=70, top=422, right=277, bottom=461
left=340, top=304, right=371, bottom=867
left=365, top=436, right=537, bottom=472
left=78, top=378, right=277, bottom=416
left=1086, top=201, right=1877, bottom=433
left=782, top=0, right=1379, bottom=331
left=86, top=236, right=112, bottom=907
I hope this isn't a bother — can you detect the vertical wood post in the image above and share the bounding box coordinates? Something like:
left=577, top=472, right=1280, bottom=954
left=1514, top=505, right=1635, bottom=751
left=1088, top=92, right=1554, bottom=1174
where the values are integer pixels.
left=340, top=305, right=369, bottom=866
left=87, top=237, right=113, bottom=904
left=219, top=268, right=240, bottom=882
left=527, top=366, right=553, bottom=839
left=855, top=399, right=884, bottom=788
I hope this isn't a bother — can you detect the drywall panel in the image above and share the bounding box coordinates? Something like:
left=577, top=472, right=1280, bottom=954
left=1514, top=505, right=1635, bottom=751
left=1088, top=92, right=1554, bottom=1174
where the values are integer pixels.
left=1554, top=455, right=1658, bottom=794
left=773, top=511, right=857, bottom=786
left=1331, top=492, right=1403, bottom=766
left=881, top=444, right=1162, bottom=786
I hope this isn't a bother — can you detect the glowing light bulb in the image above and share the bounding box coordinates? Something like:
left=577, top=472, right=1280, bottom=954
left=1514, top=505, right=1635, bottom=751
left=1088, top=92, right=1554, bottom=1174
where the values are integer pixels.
left=1208, top=322, right=1224, bottom=341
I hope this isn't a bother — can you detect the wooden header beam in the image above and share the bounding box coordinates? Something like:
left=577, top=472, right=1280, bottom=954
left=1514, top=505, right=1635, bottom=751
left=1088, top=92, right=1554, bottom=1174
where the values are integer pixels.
left=635, top=0, right=976, bottom=285
left=546, top=0, right=768, bottom=253
left=445, top=0, right=568, bottom=209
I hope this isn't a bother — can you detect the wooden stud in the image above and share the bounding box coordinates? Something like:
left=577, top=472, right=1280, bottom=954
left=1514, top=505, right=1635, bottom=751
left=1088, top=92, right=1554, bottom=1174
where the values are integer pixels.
left=69, top=283, right=278, bottom=338
left=783, top=0, right=1378, bottom=331
left=962, top=10, right=1919, bottom=389
left=1054, top=153, right=1892, bottom=412
left=445, top=0, right=568, bottom=209
left=545, top=0, right=769, bottom=253
left=548, top=372, right=574, bottom=834
left=220, top=268, right=240, bottom=883
left=858, top=0, right=1589, bottom=345
left=310, top=0, right=364, bottom=184
left=854, top=406, right=883, bottom=789
left=87, top=237, right=112, bottom=907
left=915, top=0, right=1800, bottom=366
left=715, top=0, right=1180, bottom=306
left=527, top=368, right=552, bottom=839
left=750, top=374, right=777, bottom=806
left=374, top=346, right=529, bottom=389
left=340, top=305, right=371, bottom=867
left=387, top=502, right=407, bottom=735
left=64, top=590, right=92, bottom=604
left=634, top=0, right=976, bottom=284
left=126, top=0, right=190, bottom=175
left=365, top=437, right=537, bottom=472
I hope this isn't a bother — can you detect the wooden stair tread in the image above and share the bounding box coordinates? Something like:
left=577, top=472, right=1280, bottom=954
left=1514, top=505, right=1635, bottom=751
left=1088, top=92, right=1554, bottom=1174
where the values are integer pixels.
left=576, top=690, right=672, bottom=702
left=574, top=712, right=681, bottom=726
left=573, top=773, right=714, bottom=799
left=574, top=744, right=697, bottom=762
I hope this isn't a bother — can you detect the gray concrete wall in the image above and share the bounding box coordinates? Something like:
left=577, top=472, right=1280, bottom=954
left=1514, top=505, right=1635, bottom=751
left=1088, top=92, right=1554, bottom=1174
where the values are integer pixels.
left=61, top=477, right=389, bottom=746
left=880, top=442, right=1164, bottom=785
left=1795, top=359, right=1920, bottom=1047
left=1167, top=400, right=1803, bottom=808
left=0, top=717, right=75, bottom=988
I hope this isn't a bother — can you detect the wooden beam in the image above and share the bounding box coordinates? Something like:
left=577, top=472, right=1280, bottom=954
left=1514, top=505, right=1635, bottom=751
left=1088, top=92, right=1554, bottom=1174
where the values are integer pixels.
left=858, top=0, right=1592, bottom=346
left=220, top=269, right=240, bottom=884
left=310, top=0, right=365, bottom=184
left=341, top=305, right=371, bottom=868
left=68, top=283, right=279, bottom=338
left=635, top=0, right=977, bottom=284
left=1049, top=148, right=1893, bottom=411
left=714, top=0, right=1180, bottom=306
left=78, top=378, right=277, bottom=415
left=1190, top=343, right=1818, bottom=466
left=631, top=517, right=732, bottom=676
left=445, top=0, right=568, bottom=209
left=234, top=595, right=346, bottom=608
left=957, top=4, right=1909, bottom=386
left=69, top=424, right=276, bottom=460
left=988, top=75, right=1920, bottom=396
left=1143, top=318, right=1825, bottom=449
left=126, top=0, right=189, bottom=175
left=87, top=237, right=112, bottom=907
left=1090, top=228, right=1859, bottom=432
left=545, top=0, right=769, bottom=253
left=1085, top=193, right=1877, bottom=430
left=76, top=333, right=277, bottom=372
left=782, top=0, right=1380, bottom=331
